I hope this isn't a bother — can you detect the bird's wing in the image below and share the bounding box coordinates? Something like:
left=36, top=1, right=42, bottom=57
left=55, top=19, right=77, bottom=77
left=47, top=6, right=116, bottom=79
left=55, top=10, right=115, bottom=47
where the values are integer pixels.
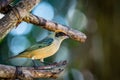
left=21, top=37, right=54, bottom=53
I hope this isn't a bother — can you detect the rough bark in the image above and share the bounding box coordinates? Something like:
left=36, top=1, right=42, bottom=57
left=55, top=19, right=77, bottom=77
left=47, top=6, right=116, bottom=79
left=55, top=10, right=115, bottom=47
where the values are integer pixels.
left=0, top=61, right=67, bottom=79
left=0, top=0, right=40, bottom=40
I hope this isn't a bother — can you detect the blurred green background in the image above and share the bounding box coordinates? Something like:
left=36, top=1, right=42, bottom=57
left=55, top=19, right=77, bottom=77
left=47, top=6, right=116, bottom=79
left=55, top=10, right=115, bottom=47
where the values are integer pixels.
left=0, top=0, right=120, bottom=80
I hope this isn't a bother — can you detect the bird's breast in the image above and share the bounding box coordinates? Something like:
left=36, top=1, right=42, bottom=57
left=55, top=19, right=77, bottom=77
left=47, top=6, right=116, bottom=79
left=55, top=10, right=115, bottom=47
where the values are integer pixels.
left=30, top=40, right=60, bottom=59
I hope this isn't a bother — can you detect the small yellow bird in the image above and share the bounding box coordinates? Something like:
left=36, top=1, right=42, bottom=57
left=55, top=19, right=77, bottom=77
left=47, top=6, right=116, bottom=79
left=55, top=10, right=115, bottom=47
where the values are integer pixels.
left=8, top=31, right=69, bottom=64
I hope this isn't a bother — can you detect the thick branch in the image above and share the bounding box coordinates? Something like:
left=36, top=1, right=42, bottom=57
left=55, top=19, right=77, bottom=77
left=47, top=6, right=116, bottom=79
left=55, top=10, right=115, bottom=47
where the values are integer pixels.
left=24, top=14, right=87, bottom=42
left=0, top=0, right=40, bottom=40
left=0, top=61, right=67, bottom=79
left=0, top=0, right=14, bottom=13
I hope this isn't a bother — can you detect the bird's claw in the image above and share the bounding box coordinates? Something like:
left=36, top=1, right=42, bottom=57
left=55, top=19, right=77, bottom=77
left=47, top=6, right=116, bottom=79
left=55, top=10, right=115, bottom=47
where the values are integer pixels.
left=13, top=66, right=22, bottom=79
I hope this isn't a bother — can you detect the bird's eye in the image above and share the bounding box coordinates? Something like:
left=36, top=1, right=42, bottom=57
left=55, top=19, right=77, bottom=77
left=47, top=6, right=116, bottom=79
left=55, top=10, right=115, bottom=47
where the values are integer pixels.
left=55, top=32, right=66, bottom=37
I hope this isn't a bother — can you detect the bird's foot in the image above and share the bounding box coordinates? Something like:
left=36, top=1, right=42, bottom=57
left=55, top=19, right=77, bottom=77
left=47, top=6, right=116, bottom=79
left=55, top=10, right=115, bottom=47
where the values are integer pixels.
left=32, top=60, right=42, bottom=69
left=13, top=66, right=22, bottom=79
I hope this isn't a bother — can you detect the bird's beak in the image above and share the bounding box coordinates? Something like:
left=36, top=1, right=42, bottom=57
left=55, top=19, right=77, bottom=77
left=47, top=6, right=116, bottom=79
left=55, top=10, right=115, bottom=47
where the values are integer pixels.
left=65, top=35, right=69, bottom=39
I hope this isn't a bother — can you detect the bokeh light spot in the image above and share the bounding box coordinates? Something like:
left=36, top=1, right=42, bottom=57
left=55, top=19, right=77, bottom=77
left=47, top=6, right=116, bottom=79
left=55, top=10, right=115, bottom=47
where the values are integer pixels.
left=32, top=1, right=54, bottom=20
left=68, top=9, right=87, bottom=30
left=0, top=13, right=4, bottom=19
left=10, top=22, right=32, bottom=35
left=9, top=36, right=30, bottom=54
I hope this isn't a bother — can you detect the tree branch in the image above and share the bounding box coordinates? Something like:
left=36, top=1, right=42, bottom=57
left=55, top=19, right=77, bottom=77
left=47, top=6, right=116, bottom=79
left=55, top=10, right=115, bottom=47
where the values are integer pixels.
left=24, top=14, right=87, bottom=42
left=0, top=0, right=40, bottom=40
left=0, top=61, right=67, bottom=79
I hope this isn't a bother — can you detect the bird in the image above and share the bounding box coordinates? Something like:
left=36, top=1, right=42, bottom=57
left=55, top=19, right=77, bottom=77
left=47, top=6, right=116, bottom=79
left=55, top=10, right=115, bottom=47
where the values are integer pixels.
left=7, top=31, right=69, bottom=65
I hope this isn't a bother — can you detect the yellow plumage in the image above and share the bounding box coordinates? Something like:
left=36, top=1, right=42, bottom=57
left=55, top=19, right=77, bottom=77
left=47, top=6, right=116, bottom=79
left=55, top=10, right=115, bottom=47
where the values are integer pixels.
left=16, top=39, right=61, bottom=62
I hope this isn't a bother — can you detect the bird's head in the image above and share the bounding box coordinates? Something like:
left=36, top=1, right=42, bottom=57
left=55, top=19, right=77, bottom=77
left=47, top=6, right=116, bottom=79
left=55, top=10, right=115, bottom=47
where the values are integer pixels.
left=54, top=31, right=69, bottom=41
